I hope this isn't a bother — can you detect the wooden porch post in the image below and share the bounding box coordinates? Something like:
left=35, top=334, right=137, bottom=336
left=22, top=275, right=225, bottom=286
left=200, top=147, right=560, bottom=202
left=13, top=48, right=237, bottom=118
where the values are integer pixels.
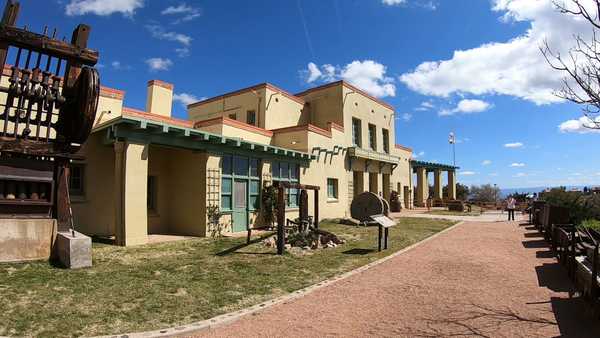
left=276, top=184, right=285, bottom=255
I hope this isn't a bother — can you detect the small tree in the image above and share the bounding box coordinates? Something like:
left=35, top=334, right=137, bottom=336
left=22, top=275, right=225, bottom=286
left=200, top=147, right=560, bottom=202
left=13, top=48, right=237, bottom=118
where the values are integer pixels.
left=261, top=184, right=278, bottom=228
left=470, top=184, right=501, bottom=203
left=541, top=0, right=600, bottom=130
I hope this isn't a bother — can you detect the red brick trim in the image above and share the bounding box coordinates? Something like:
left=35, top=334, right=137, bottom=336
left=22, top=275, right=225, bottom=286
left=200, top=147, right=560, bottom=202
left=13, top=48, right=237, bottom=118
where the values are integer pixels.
left=328, top=121, right=344, bottom=132
left=194, top=117, right=274, bottom=137
left=271, top=124, right=335, bottom=138
left=123, top=107, right=193, bottom=128
left=395, top=144, right=413, bottom=152
left=295, top=80, right=395, bottom=111
left=100, top=86, right=125, bottom=100
left=188, top=83, right=305, bottom=108
left=148, top=79, right=174, bottom=91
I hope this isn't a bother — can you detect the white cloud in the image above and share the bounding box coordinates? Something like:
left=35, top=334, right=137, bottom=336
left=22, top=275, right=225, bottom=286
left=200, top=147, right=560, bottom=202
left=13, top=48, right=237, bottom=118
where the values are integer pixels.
left=302, top=60, right=396, bottom=98
left=382, top=0, right=406, bottom=5
left=161, top=3, right=202, bottom=23
left=306, top=62, right=322, bottom=83
left=514, top=172, right=527, bottom=177
left=175, top=47, right=190, bottom=58
left=173, top=93, right=204, bottom=108
left=400, top=113, right=412, bottom=121
left=482, top=160, right=492, bottom=166
left=399, top=0, right=593, bottom=105
left=558, top=116, right=600, bottom=134
left=145, top=58, right=173, bottom=71
left=110, top=61, right=131, bottom=70
left=460, top=171, right=476, bottom=176
left=489, top=172, right=499, bottom=177
left=146, top=25, right=192, bottom=46
left=504, top=142, right=524, bottom=148
left=439, top=99, right=492, bottom=116
left=510, top=162, right=526, bottom=167
left=412, top=151, right=425, bottom=158
left=415, top=100, right=435, bottom=111
left=66, top=0, right=144, bottom=16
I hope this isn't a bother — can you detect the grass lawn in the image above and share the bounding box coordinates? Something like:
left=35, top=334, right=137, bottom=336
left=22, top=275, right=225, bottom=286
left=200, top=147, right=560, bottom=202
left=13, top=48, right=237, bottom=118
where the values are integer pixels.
left=427, top=205, right=483, bottom=217
left=0, top=217, right=456, bottom=337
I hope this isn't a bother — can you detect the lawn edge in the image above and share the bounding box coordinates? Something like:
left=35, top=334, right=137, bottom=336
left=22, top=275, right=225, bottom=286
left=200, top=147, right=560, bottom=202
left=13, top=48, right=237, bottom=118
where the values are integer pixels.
left=95, top=220, right=465, bottom=338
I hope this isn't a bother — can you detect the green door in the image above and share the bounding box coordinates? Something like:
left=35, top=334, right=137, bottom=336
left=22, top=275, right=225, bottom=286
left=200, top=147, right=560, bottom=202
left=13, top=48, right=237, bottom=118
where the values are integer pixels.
left=232, top=179, right=248, bottom=232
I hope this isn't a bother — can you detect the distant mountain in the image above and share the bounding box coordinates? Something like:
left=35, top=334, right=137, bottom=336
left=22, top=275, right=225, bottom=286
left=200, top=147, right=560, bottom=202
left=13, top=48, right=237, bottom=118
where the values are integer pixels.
left=499, top=185, right=593, bottom=198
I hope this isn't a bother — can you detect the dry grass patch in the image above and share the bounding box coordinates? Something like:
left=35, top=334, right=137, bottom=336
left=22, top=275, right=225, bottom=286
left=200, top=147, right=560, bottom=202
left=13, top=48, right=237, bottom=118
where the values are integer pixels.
left=0, top=217, right=455, bottom=337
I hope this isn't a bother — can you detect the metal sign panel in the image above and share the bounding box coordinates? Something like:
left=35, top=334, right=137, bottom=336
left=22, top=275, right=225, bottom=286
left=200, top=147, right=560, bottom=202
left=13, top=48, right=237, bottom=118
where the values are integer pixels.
left=370, top=214, right=396, bottom=228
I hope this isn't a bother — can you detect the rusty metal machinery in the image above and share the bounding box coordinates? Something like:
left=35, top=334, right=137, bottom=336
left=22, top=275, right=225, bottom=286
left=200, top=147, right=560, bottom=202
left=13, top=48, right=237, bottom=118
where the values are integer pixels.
left=0, top=0, right=99, bottom=228
left=350, top=192, right=390, bottom=223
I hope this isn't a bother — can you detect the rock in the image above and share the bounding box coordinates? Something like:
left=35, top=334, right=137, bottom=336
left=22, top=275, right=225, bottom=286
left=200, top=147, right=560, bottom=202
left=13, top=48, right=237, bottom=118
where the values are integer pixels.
left=284, top=244, right=292, bottom=250
left=263, top=237, right=276, bottom=247
left=302, top=246, right=311, bottom=250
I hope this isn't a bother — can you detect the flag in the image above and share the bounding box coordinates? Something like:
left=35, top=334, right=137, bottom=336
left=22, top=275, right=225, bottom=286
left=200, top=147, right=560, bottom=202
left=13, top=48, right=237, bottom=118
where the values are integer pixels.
left=448, top=132, right=455, bottom=144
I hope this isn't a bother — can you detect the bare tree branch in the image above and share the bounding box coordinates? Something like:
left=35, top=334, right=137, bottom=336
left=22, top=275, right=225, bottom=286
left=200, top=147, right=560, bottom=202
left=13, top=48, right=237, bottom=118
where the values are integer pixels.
left=545, top=0, right=600, bottom=129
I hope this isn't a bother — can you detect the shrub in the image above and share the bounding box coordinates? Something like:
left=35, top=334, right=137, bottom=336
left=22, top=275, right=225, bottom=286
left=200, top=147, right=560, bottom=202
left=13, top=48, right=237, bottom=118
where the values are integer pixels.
left=582, top=218, right=600, bottom=232
left=540, top=188, right=600, bottom=225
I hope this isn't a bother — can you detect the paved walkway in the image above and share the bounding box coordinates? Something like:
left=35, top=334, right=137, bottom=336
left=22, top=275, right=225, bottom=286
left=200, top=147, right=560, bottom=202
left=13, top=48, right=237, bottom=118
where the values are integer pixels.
left=194, top=219, right=600, bottom=338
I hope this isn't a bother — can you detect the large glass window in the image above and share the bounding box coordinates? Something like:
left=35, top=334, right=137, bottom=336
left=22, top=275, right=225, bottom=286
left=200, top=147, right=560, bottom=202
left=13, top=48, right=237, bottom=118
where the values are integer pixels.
left=221, top=155, right=260, bottom=211
left=382, top=128, right=389, bottom=154
left=368, top=124, right=377, bottom=150
left=352, top=118, right=362, bottom=147
left=272, top=161, right=300, bottom=208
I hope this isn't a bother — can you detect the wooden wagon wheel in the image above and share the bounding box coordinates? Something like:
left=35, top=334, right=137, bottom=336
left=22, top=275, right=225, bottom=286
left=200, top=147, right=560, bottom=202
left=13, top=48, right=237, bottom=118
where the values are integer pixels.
left=57, top=66, right=100, bottom=146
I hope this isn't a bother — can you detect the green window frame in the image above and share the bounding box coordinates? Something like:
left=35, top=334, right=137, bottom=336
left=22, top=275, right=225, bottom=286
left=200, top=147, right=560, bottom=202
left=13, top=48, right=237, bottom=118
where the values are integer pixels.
left=368, top=123, right=377, bottom=150
left=352, top=118, right=362, bottom=147
left=272, top=161, right=300, bottom=208
left=221, top=155, right=260, bottom=212
left=327, top=178, right=338, bottom=199
left=382, top=128, right=389, bottom=154
left=69, top=163, right=85, bottom=197
left=247, top=110, right=256, bottom=126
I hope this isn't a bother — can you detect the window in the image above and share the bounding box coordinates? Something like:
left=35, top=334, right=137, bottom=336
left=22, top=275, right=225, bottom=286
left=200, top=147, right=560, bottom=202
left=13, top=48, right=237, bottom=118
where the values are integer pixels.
left=221, top=155, right=260, bottom=211
left=147, top=176, right=157, bottom=211
left=228, top=113, right=236, bottom=120
left=382, top=128, right=389, bottom=154
left=247, top=110, right=256, bottom=126
left=327, top=178, right=338, bottom=200
left=272, top=161, right=300, bottom=207
left=69, top=164, right=85, bottom=196
left=368, top=124, right=377, bottom=150
left=352, top=118, right=362, bottom=147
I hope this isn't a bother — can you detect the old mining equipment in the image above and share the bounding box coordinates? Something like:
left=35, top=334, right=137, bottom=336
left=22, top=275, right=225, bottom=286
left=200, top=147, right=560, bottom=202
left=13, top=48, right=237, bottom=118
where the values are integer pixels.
left=0, top=0, right=99, bottom=264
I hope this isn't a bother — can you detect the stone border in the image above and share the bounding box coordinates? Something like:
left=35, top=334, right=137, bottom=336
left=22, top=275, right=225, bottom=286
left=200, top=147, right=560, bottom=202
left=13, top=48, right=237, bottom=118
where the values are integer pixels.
left=96, top=221, right=465, bottom=338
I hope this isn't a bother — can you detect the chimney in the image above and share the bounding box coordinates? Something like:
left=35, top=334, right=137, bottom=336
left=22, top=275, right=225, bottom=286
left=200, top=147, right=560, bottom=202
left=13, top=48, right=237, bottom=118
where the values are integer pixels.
left=146, top=80, right=174, bottom=117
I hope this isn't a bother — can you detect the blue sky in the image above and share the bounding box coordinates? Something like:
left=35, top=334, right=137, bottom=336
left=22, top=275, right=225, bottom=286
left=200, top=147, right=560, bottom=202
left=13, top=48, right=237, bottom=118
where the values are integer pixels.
left=17, top=0, right=600, bottom=189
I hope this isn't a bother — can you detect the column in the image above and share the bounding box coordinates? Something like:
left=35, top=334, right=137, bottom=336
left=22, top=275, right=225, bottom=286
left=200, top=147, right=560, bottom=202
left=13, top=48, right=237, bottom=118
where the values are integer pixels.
left=114, top=141, right=149, bottom=246
left=415, top=167, right=428, bottom=207
left=447, top=170, right=457, bottom=200
left=433, top=169, right=443, bottom=200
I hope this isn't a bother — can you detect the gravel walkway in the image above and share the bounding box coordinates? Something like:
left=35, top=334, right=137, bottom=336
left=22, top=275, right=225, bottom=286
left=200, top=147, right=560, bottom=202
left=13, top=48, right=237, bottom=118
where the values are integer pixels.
left=194, top=220, right=600, bottom=338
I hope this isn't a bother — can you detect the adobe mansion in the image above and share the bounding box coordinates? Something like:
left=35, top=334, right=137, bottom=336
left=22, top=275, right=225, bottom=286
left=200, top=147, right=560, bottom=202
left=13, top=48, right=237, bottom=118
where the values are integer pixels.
left=72, top=79, right=458, bottom=246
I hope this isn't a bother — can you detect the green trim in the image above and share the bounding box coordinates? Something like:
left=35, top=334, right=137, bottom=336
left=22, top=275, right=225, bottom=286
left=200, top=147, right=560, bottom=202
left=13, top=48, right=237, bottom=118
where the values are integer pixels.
left=411, top=160, right=459, bottom=171
left=96, top=116, right=313, bottom=164
left=347, top=146, right=399, bottom=165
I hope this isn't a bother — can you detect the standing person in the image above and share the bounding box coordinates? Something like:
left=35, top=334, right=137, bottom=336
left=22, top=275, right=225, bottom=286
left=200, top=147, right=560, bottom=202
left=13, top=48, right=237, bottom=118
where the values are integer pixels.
left=507, top=196, right=516, bottom=221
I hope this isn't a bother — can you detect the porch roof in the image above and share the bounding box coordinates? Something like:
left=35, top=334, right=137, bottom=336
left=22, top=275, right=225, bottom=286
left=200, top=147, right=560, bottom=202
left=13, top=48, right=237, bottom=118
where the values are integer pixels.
left=93, top=115, right=315, bottom=163
left=410, top=160, right=459, bottom=171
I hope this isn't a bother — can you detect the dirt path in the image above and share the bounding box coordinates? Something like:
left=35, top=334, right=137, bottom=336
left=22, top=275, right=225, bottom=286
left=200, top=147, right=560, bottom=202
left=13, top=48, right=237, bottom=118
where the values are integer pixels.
left=193, top=220, right=600, bottom=338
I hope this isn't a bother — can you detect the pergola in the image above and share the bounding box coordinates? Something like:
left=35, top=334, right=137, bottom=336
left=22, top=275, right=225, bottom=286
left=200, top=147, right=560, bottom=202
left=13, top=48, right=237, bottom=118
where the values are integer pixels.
left=411, top=160, right=459, bottom=207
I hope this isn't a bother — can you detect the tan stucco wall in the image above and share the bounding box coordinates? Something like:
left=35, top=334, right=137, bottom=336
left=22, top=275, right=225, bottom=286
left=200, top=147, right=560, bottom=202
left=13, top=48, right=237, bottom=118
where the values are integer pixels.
left=263, top=87, right=307, bottom=130
left=188, top=87, right=267, bottom=126
left=121, top=142, right=149, bottom=246
left=298, top=84, right=344, bottom=129
left=146, top=83, right=173, bottom=118
left=71, top=133, right=117, bottom=237
left=94, top=95, right=123, bottom=128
